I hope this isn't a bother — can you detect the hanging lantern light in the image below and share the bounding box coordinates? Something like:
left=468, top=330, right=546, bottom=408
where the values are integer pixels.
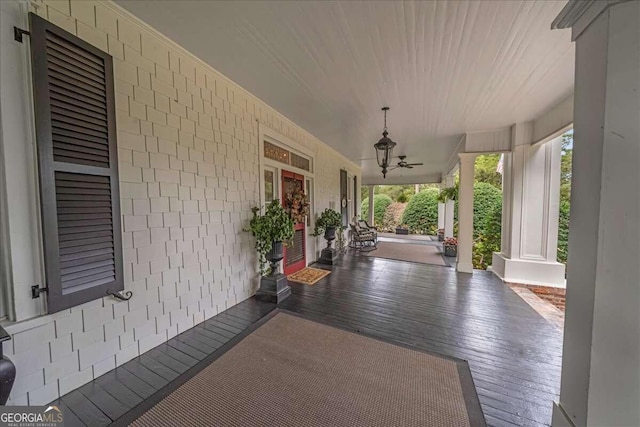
left=374, top=107, right=397, bottom=178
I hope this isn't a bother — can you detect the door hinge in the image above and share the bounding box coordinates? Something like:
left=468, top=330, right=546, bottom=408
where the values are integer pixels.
left=31, top=285, right=48, bottom=299
left=14, top=27, right=30, bottom=43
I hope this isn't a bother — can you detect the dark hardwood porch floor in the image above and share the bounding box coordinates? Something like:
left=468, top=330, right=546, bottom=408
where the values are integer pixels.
left=51, top=253, right=563, bottom=427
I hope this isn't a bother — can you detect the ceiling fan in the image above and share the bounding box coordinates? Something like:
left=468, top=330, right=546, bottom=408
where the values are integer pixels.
left=390, top=155, right=423, bottom=170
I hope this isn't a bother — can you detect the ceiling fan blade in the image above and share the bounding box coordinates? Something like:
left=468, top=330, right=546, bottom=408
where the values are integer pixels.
left=405, top=165, right=414, bottom=169
left=408, top=164, right=423, bottom=167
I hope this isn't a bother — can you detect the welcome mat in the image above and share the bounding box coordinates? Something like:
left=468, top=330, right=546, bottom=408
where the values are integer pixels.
left=287, top=266, right=331, bottom=285
left=124, top=311, right=485, bottom=427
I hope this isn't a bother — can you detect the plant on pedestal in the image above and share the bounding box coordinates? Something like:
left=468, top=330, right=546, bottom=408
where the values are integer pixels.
left=312, top=208, right=342, bottom=265
left=247, top=200, right=295, bottom=276
left=247, top=200, right=295, bottom=304
left=312, top=208, right=342, bottom=242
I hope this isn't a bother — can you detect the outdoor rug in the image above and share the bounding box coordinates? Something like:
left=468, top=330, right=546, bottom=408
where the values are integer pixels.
left=287, top=266, right=331, bottom=285
left=127, top=311, right=486, bottom=427
left=366, top=241, right=448, bottom=266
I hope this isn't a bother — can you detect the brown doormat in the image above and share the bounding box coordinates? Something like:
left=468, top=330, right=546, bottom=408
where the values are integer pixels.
left=127, top=311, right=486, bottom=427
left=287, top=266, right=331, bottom=285
left=366, top=241, right=448, bottom=266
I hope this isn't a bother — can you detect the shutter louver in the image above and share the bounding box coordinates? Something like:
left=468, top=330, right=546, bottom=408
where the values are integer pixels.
left=30, top=13, right=123, bottom=313
left=56, top=172, right=115, bottom=292
left=47, top=31, right=110, bottom=168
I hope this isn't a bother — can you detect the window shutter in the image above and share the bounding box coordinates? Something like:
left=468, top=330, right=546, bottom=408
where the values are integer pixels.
left=340, top=169, right=348, bottom=227
left=29, top=13, right=123, bottom=313
left=353, top=176, right=357, bottom=218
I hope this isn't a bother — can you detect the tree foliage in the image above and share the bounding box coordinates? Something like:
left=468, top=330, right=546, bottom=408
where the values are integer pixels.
left=557, top=199, right=570, bottom=265
left=560, top=133, right=573, bottom=204
left=375, top=184, right=415, bottom=202
left=558, top=131, right=573, bottom=264
left=474, top=154, right=502, bottom=190
left=400, top=188, right=440, bottom=234
left=361, top=194, right=393, bottom=226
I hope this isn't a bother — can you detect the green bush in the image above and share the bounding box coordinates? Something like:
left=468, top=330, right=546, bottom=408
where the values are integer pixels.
left=471, top=182, right=502, bottom=238
left=361, top=194, right=393, bottom=226
left=557, top=199, right=570, bottom=264
left=473, top=202, right=502, bottom=270
left=397, top=193, right=409, bottom=203
left=400, top=188, right=439, bottom=234
left=453, top=183, right=502, bottom=233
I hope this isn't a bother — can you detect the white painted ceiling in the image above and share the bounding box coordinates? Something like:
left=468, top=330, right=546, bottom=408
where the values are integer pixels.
left=117, top=0, right=574, bottom=184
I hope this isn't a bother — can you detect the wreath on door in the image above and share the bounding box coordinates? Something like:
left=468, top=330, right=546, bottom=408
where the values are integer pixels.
left=285, top=187, right=310, bottom=224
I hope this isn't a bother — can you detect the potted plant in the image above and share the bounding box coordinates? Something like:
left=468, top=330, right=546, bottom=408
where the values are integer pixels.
left=0, top=326, right=15, bottom=405
left=396, top=224, right=409, bottom=235
left=437, top=228, right=445, bottom=241
left=312, top=208, right=342, bottom=265
left=438, top=185, right=458, bottom=203
left=444, top=237, right=458, bottom=257
left=247, top=200, right=295, bottom=303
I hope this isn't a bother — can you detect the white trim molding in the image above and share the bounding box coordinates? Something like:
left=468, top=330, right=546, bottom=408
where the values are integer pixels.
left=552, top=0, right=626, bottom=40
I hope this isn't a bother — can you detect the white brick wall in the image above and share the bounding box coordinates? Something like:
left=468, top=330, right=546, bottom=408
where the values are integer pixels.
left=1, top=0, right=360, bottom=405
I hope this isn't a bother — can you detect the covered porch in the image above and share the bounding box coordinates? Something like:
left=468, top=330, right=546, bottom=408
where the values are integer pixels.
left=48, top=253, right=562, bottom=426
left=0, top=1, right=637, bottom=426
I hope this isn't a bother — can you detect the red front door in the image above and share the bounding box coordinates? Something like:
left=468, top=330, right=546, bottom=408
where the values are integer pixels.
left=282, top=170, right=306, bottom=275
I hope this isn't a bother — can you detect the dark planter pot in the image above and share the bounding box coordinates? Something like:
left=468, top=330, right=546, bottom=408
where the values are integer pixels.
left=0, top=326, right=15, bottom=405
left=320, top=226, right=338, bottom=266
left=444, top=245, right=457, bottom=257
left=324, top=226, right=336, bottom=248
left=395, top=227, right=409, bottom=235
left=266, top=240, right=284, bottom=274
left=257, top=241, right=291, bottom=304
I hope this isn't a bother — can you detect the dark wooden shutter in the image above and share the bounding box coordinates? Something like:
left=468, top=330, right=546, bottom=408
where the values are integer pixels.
left=340, top=169, right=348, bottom=227
left=29, top=13, right=123, bottom=313
left=353, top=176, right=358, bottom=218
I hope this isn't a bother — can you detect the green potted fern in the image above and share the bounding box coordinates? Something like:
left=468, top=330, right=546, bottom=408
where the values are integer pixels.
left=247, top=200, right=295, bottom=303
left=438, top=185, right=458, bottom=203
left=312, top=208, right=342, bottom=265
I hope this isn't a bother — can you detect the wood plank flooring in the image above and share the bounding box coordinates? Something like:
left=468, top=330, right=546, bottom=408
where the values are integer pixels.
left=51, top=252, right=562, bottom=427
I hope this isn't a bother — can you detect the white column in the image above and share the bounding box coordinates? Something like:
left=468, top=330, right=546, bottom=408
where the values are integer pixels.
left=437, top=193, right=445, bottom=231
left=552, top=2, right=639, bottom=427
left=444, top=175, right=455, bottom=238
left=491, top=123, right=565, bottom=287
left=456, top=154, right=475, bottom=273
left=367, top=185, right=374, bottom=225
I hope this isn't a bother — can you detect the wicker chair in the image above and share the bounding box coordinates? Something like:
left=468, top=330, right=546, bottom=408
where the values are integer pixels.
left=349, top=220, right=377, bottom=249
left=357, top=219, right=378, bottom=240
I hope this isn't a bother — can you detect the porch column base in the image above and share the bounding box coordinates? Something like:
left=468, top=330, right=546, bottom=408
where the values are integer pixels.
left=256, top=274, right=291, bottom=304
left=552, top=402, right=576, bottom=427
left=456, top=261, right=474, bottom=274
left=491, top=253, right=565, bottom=287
